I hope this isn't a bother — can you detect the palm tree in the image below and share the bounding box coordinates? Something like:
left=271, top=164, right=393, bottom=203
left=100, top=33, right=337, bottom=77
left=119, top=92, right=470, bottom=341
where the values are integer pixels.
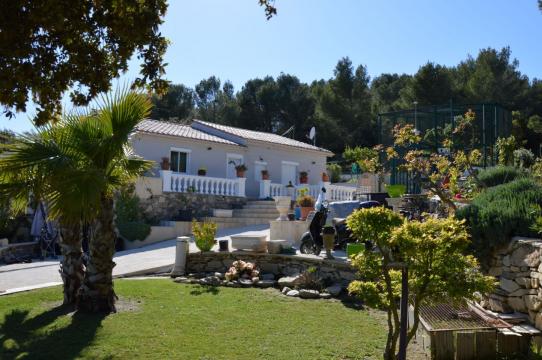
left=0, top=126, right=86, bottom=305
left=0, top=91, right=152, bottom=312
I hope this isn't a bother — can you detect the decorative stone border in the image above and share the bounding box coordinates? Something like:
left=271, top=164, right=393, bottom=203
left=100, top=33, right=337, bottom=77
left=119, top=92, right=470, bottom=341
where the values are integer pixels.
left=186, top=251, right=357, bottom=283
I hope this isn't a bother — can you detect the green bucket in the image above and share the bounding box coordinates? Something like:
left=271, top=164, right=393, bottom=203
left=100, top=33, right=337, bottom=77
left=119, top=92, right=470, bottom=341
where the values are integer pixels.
left=346, top=243, right=365, bottom=258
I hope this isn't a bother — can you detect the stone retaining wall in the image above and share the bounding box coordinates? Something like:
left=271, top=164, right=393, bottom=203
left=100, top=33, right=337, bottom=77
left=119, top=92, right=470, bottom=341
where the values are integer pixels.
left=483, top=236, right=542, bottom=328
left=186, top=251, right=357, bottom=284
left=139, top=191, right=246, bottom=222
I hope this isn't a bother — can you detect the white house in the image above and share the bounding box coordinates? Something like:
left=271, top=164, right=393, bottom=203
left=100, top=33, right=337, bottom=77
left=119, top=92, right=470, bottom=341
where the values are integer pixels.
left=131, top=119, right=356, bottom=200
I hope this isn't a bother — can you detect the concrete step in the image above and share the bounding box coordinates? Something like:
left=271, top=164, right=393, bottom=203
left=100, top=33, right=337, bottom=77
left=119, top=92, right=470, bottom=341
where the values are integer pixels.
left=245, top=200, right=279, bottom=206
left=231, top=213, right=278, bottom=219
left=234, top=209, right=279, bottom=215
left=203, top=217, right=271, bottom=226
left=242, top=204, right=280, bottom=209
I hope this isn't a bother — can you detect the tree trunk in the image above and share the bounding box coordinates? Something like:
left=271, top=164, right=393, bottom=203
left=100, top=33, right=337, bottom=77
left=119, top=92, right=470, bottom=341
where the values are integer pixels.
left=58, top=221, right=84, bottom=305
left=77, top=195, right=117, bottom=313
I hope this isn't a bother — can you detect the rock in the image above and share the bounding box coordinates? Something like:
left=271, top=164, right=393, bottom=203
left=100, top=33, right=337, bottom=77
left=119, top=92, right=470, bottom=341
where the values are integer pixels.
left=326, top=284, right=342, bottom=297
left=515, top=277, right=531, bottom=288
left=239, top=278, right=253, bottom=287
left=199, top=276, right=220, bottom=286
left=509, top=288, right=537, bottom=297
left=511, top=266, right=520, bottom=272
left=214, top=272, right=225, bottom=280
left=278, top=275, right=301, bottom=288
left=255, top=280, right=275, bottom=288
left=489, top=267, right=503, bottom=277
left=532, top=278, right=539, bottom=289
left=536, top=313, right=542, bottom=329
left=320, top=293, right=332, bottom=299
left=525, top=295, right=542, bottom=311
left=286, top=290, right=300, bottom=297
left=489, top=297, right=512, bottom=313
left=207, top=261, right=223, bottom=271
left=252, top=277, right=260, bottom=283
left=173, top=277, right=189, bottom=284
left=500, top=278, right=520, bottom=293
left=508, top=297, right=527, bottom=313
left=503, top=255, right=511, bottom=267
left=511, top=246, right=540, bottom=267
left=339, top=271, right=356, bottom=281
left=267, top=239, right=288, bottom=254
left=281, top=286, right=292, bottom=295
left=189, top=278, right=200, bottom=284
left=299, top=289, right=320, bottom=299
left=260, top=273, right=275, bottom=281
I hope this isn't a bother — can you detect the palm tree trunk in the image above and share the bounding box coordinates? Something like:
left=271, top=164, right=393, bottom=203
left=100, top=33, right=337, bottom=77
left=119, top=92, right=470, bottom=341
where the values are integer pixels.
left=58, top=221, right=84, bottom=305
left=77, top=195, right=117, bottom=313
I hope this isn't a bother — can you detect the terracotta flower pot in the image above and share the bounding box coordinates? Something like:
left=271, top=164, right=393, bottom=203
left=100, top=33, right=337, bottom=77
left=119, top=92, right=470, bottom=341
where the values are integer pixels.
left=300, top=206, right=312, bottom=220
left=261, top=171, right=270, bottom=180
left=198, top=169, right=207, bottom=176
left=236, top=169, right=245, bottom=178
left=322, top=172, right=329, bottom=182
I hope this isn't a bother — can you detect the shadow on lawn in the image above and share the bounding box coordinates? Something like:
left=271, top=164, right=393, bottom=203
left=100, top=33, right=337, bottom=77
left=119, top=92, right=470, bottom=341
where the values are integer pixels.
left=1, top=305, right=105, bottom=360
left=189, top=285, right=220, bottom=296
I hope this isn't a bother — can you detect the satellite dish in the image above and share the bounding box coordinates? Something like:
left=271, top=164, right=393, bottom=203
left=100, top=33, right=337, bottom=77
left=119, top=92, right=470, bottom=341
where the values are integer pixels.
left=308, top=127, right=316, bottom=140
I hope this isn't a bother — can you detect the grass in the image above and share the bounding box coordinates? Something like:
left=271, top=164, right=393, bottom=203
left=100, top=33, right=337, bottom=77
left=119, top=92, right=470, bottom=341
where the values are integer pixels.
left=0, top=279, right=388, bottom=360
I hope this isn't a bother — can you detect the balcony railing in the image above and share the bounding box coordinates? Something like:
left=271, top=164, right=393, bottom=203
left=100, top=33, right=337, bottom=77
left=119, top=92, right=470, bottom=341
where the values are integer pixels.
left=260, top=180, right=357, bottom=202
left=161, top=170, right=246, bottom=197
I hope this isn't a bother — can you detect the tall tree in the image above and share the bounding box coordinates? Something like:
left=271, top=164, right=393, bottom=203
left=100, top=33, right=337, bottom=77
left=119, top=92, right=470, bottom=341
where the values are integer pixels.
left=151, top=84, right=195, bottom=122
left=370, top=74, right=412, bottom=114
left=400, top=62, right=454, bottom=106
left=0, top=1, right=169, bottom=125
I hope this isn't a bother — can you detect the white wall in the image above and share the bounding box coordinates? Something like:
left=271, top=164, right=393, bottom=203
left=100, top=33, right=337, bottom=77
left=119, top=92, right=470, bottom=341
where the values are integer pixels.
left=131, top=132, right=330, bottom=198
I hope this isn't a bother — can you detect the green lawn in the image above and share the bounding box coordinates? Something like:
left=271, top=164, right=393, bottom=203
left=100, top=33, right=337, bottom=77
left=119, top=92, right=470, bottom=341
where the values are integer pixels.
left=0, top=279, right=388, bottom=360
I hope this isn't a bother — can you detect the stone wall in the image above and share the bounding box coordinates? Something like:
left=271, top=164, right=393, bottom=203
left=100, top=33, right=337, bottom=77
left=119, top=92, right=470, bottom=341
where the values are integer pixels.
left=139, top=191, right=246, bottom=222
left=186, top=251, right=357, bottom=284
left=483, top=236, right=542, bottom=328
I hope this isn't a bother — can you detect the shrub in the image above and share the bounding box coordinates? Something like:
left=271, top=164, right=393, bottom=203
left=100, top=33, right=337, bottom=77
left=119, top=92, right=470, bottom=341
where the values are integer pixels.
left=115, top=189, right=151, bottom=242
left=514, top=148, right=535, bottom=169
left=117, top=221, right=151, bottom=242
left=326, top=163, right=342, bottom=183
left=192, top=220, right=217, bottom=252
left=476, top=166, right=523, bottom=188
left=456, top=178, right=542, bottom=261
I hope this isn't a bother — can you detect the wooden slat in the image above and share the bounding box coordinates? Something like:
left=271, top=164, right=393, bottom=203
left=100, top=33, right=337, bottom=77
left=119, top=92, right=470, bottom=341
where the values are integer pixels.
left=432, top=331, right=454, bottom=360
left=475, top=331, right=496, bottom=360
left=455, top=331, right=476, bottom=360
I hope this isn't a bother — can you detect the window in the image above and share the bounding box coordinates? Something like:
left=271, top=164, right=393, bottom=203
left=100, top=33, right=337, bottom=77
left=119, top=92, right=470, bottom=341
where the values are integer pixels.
left=170, top=149, right=189, bottom=173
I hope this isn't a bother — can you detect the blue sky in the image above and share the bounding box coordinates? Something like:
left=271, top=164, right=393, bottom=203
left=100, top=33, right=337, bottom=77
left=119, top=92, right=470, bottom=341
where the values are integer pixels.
left=2, top=0, right=541, bottom=133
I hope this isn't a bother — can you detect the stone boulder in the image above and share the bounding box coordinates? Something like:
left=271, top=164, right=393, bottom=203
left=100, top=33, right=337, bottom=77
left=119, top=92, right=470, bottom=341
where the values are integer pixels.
left=299, top=289, right=320, bottom=299
left=500, top=278, right=520, bottom=293
left=260, top=273, right=275, bottom=281
left=320, top=293, right=332, bottom=299
left=278, top=275, right=301, bottom=288
left=508, top=297, right=527, bottom=313
left=510, top=245, right=541, bottom=268
left=281, top=286, right=292, bottom=295
left=525, top=295, right=542, bottom=311
left=326, top=284, right=342, bottom=297
left=286, top=290, right=300, bottom=297
left=255, top=280, right=276, bottom=288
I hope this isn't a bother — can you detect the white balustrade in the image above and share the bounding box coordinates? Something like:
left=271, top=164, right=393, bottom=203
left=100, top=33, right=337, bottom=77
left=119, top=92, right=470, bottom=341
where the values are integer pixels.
left=262, top=181, right=357, bottom=202
left=327, top=184, right=356, bottom=201
left=162, top=171, right=246, bottom=197
left=269, top=183, right=286, bottom=197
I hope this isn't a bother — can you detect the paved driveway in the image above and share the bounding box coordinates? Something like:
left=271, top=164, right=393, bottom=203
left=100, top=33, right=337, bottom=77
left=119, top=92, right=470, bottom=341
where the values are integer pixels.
left=0, top=224, right=270, bottom=295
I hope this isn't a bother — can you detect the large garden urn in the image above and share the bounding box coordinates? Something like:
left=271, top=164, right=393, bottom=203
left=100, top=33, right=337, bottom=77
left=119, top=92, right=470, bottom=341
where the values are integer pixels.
left=274, top=196, right=291, bottom=221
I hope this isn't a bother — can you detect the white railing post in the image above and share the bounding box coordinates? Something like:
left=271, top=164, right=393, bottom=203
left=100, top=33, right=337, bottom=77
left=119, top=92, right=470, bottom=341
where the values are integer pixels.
left=236, top=177, right=246, bottom=197
left=259, top=179, right=271, bottom=199
left=161, top=170, right=172, bottom=192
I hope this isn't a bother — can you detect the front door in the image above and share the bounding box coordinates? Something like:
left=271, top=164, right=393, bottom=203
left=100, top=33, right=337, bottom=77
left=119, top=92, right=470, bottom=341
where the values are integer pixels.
left=226, top=154, right=243, bottom=179
left=281, top=162, right=298, bottom=185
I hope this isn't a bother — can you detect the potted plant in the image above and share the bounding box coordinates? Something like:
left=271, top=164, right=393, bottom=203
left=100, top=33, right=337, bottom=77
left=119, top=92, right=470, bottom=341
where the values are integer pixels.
left=322, top=171, right=329, bottom=182
left=261, top=169, right=269, bottom=180
left=197, top=167, right=207, bottom=176
left=297, top=193, right=315, bottom=220
left=160, top=157, right=170, bottom=170
left=191, top=220, right=217, bottom=252
left=235, top=164, right=247, bottom=178
left=299, top=171, right=308, bottom=184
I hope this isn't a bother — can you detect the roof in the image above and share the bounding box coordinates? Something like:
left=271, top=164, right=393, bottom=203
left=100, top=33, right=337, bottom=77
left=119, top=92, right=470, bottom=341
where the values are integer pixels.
left=135, top=119, right=240, bottom=146
left=192, top=120, right=333, bottom=154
